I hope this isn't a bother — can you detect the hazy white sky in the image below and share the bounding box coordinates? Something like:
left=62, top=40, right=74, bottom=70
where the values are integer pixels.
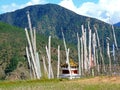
left=0, top=0, right=120, bottom=24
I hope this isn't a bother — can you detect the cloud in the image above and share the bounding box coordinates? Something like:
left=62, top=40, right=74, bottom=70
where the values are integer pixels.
left=1, top=3, right=19, bottom=13
left=59, top=0, right=77, bottom=12
left=26, top=0, right=47, bottom=6
left=59, top=0, right=120, bottom=24
left=1, top=0, right=47, bottom=13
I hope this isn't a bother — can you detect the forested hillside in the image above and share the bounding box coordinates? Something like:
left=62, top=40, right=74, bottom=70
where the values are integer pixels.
left=0, top=22, right=77, bottom=80
left=0, top=4, right=120, bottom=46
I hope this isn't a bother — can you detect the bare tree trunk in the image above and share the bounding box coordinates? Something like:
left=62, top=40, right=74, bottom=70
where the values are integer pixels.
left=42, top=56, right=48, bottom=77
left=77, top=33, right=81, bottom=76
left=57, top=45, right=60, bottom=78
left=94, top=26, right=106, bottom=73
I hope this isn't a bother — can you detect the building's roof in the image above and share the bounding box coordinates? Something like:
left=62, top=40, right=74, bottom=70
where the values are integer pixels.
left=61, top=59, right=78, bottom=68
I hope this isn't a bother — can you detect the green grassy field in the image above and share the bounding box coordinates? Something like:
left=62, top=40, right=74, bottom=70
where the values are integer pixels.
left=0, top=76, right=120, bottom=90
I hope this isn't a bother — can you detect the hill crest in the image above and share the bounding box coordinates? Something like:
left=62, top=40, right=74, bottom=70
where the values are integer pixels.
left=0, top=4, right=116, bottom=44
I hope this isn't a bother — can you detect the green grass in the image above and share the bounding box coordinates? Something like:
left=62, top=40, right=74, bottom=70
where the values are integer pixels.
left=0, top=77, right=120, bottom=90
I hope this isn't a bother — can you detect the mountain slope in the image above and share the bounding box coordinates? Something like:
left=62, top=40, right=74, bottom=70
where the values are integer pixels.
left=0, top=22, right=27, bottom=79
left=114, top=22, right=120, bottom=27
left=0, top=22, right=78, bottom=80
left=0, top=4, right=117, bottom=44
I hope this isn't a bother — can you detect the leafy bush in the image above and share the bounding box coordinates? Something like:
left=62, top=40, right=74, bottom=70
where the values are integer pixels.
left=5, top=56, right=19, bottom=74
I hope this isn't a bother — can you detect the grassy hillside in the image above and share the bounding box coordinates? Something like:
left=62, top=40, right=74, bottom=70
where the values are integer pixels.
left=0, top=22, right=78, bottom=80
left=0, top=22, right=27, bottom=80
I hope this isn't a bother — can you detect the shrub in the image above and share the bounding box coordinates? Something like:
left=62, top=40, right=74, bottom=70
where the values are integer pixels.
left=5, top=56, right=19, bottom=74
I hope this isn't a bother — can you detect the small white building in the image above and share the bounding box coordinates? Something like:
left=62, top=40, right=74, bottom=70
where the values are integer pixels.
left=59, top=59, right=80, bottom=79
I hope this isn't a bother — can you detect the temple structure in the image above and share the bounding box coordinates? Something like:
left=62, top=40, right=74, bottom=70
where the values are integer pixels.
left=59, top=59, right=80, bottom=79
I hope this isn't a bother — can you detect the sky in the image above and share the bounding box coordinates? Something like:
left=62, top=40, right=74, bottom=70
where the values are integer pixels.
left=0, top=0, right=120, bottom=24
